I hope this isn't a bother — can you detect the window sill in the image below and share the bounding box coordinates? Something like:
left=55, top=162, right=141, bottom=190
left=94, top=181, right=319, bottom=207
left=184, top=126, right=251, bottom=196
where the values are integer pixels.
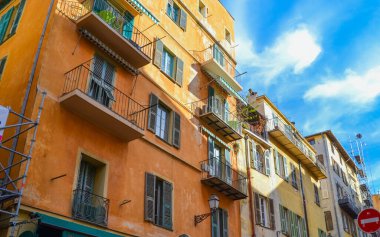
left=256, top=224, right=274, bottom=230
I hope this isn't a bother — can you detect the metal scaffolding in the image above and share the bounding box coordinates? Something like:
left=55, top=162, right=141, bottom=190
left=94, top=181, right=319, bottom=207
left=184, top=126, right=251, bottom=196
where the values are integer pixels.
left=0, top=92, right=46, bottom=224
left=349, top=133, right=373, bottom=208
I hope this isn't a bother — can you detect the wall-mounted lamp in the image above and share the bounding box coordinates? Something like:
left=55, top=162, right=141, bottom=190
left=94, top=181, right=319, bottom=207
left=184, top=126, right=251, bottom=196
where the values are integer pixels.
left=194, top=194, right=219, bottom=226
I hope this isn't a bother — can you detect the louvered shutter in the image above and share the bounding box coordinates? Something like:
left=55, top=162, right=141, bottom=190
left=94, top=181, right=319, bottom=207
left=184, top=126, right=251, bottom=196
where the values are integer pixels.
left=254, top=193, right=261, bottom=225
left=179, top=8, right=187, bottom=30
left=269, top=199, right=275, bottom=229
left=10, top=0, right=26, bottom=35
left=249, top=141, right=256, bottom=169
left=211, top=209, right=218, bottom=237
left=208, top=86, right=214, bottom=112
left=224, top=100, right=229, bottom=122
left=0, top=7, right=13, bottom=42
left=283, top=157, right=289, bottom=181
left=175, top=58, right=184, bottom=86
left=147, top=94, right=158, bottom=132
left=302, top=219, right=308, bottom=237
left=208, top=137, right=215, bottom=175
left=154, top=39, right=164, bottom=67
left=167, top=0, right=174, bottom=16
left=289, top=212, right=295, bottom=237
left=144, top=173, right=156, bottom=222
left=265, top=150, right=271, bottom=175
left=274, top=150, right=280, bottom=175
left=225, top=148, right=232, bottom=184
left=279, top=205, right=285, bottom=232
left=162, top=181, right=173, bottom=229
left=0, top=57, right=6, bottom=78
left=324, top=211, right=333, bottom=231
left=222, top=209, right=228, bottom=237
left=172, top=112, right=181, bottom=148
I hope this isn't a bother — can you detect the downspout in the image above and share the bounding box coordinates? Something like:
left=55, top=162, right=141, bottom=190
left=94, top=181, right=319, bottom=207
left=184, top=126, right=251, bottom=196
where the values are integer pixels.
left=298, top=161, right=310, bottom=236
left=7, top=0, right=55, bottom=169
left=322, top=134, right=342, bottom=237
left=244, top=134, right=255, bottom=237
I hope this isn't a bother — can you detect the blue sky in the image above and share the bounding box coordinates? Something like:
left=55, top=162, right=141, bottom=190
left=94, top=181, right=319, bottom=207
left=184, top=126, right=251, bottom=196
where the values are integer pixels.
left=220, top=0, right=380, bottom=193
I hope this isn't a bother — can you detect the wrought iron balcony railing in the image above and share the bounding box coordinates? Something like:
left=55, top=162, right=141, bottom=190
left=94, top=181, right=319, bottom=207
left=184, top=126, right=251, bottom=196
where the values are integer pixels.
left=63, top=59, right=147, bottom=130
left=338, top=195, right=361, bottom=218
left=200, top=157, right=247, bottom=200
left=58, top=0, right=152, bottom=59
left=72, top=189, right=109, bottom=226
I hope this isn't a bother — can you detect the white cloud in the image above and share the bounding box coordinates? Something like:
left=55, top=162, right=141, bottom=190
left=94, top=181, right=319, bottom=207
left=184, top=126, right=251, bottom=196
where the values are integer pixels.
left=304, top=66, right=380, bottom=105
left=237, top=25, right=321, bottom=84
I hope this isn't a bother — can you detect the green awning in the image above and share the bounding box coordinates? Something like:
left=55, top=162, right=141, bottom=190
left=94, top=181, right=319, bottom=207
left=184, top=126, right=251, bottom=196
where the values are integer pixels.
left=215, top=76, right=247, bottom=105
left=126, top=0, right=159, bottom=24
left=201, top=126, right=231, bottom=149
left=37, top=213, right=124, bottom=237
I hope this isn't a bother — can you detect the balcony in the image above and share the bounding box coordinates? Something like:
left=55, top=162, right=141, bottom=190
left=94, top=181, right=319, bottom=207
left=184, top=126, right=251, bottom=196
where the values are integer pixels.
left=267, top=118, right=326, bottom=179
left=59, top=60, right=146, bottom=141
left=192, top=97, right=242, bottom=142
left=201, top=157, right=247, bottom=200
left=338, top=196, right=360, bottom=218
left=58, top=0, right=152, bottom=68
left=72, top=189, right=109, bottom=226
left=199, top=44, right=242, bottom=92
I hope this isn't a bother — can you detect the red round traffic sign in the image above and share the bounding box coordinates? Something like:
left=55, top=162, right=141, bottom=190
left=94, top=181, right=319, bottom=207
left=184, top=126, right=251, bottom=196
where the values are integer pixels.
left=358, top=208, right=380, bottom=233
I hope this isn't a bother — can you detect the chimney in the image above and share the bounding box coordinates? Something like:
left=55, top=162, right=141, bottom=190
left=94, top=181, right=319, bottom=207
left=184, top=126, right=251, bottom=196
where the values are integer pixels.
left=247, top=89, right=257, bottom=105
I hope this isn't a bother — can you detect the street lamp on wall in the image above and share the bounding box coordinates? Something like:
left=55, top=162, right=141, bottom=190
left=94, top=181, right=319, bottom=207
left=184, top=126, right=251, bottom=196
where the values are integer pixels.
left=194, top=194, right=219, bottom=226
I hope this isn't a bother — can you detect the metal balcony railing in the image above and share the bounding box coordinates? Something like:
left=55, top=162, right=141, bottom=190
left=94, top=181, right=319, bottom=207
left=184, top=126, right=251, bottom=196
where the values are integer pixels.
left=72, top=189, right=109, bottom=226
left=243, top=122, right=268, bottom=141
left=203, top=44, right=240, bottom=79
left=193, top=97, right=242, bottom=134
left=201, top=157, right=247, bottom=196
left=338, top=195, right=361, bottom=218
left=63, top=59, right=147, bottom=130
left=58, top=0, right=153, bottom=58
left=267, top=117, right=318, bottom=164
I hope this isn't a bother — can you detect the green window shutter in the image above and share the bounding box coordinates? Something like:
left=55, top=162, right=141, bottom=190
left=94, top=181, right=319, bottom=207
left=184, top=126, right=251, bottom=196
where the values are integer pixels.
left=283, top=157, right=289, bottom=181
left=222, top=209, right=228, bottom=237
left=269, top=198, right=275, bottom=229
left=274, top=150, right=280, bottom=175
left=172, top=112, right=181, bottom=148
left=254, top=193, right=261, bottom=225
left=179, top=8, right=187, bottom=30
left=289, top=212, right=295, bottom=237
left=208, top=137, right=215, bottom=175
left=265, top=150, right=271, bottom=175
left=147, top=94, right=158, bottom=132
left=162, top=180, right=173, bottom=229
left=225, top=148, right=232, bottom=184
left=175, top=57, right=183, bottom=86
left=279, top=205, right=285, bottom=233
left=153, top=39, right=163, bottom=67
left=0, top=7, right=14, bottom=42
left=302, top=219, right=308, bottom=237
left=144, top=173, right=156, bottom=222
left=211, top=209, right=218, bottom=237
left=10, top=0, right=26, bottom=35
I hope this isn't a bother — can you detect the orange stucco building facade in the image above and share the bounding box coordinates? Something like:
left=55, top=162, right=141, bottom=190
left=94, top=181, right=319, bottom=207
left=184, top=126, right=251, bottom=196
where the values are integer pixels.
left=0, top=0, right=247, bottom=236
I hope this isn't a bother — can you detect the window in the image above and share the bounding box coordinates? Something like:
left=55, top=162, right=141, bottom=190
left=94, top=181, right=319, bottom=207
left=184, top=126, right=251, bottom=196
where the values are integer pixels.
left=0, top=56, right=6, bottom=80
left=290, top=163, right=298, bottom=189
left=274, top=149, right=288, bottom=181
left=208, top=137, right=232, bottom=184
left=211, top=208, right=228, bottom=237
left=73, top=155, right=107, bottom=226
left=324, top=211, right=333, bottom=231
left=330, top=142, right=335, bottom=154
left=314, top=184, right=320, bottom=206
left=255, top=193, right=275, bottom=229
left=279, top=205, right=307, bottom=236
left=198, top=0, right=207, bottom=17
left=148, top=94, right=181, bottom=148
left=153, top=40, right=184, bottom=86
left=309, top=139, right=315, bottom=145
left=144, top=173, right=173, bottom=230
left=318, top=229, right=327, bottom=237
left=0, top=0, right=26, bottom=43
left=166, top=0, right=187, bottom=30
left=225, top=29, right=231, bottom=44
left=250, top=142, right=270, bottom=175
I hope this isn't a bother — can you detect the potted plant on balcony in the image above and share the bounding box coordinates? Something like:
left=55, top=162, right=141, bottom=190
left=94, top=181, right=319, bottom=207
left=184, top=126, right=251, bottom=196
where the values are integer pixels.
left=98, top=10, right=115, bottom=25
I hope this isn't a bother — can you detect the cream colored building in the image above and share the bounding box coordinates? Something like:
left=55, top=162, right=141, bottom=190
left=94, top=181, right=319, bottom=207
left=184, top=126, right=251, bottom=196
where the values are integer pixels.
left=306, top=131, right=369, bottom=237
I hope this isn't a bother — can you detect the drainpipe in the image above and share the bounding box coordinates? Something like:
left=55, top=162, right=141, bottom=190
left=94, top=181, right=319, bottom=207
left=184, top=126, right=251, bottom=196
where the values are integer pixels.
left=7, top=0, right=55, bottom=170
left=321, top=134, right=342, bottom=237
left=298, top=161, right=310, bottom=236
left=244, top=134, right=255, bottom=237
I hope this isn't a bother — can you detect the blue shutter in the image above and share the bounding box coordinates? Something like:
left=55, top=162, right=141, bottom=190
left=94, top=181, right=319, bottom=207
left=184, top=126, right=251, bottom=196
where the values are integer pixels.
left=222, top=209, right=228, bottom=237
left=211, top=209, right=218, bottom=237
left=10, top=0, right=26, bottom=35
left=0, top=7, right=14, bottom=42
